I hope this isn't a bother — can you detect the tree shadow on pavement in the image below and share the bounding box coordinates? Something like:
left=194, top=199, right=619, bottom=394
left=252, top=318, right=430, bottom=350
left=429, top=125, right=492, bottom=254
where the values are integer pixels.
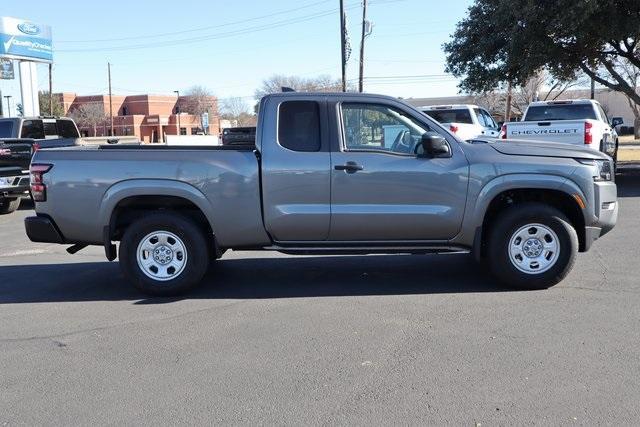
left=0, top=253, right=512, bottom=304
left=617, top=166, right=640, bottom=197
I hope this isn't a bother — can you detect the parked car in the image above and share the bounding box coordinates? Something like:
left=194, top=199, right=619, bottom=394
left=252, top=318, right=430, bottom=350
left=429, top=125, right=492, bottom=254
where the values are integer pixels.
left=421, top=104, right=500, bottom=140
left=25, top=92, right=617, bottom=295
left=0, top=116, right=81, bottom=214
left=221, top=127, right=256, bottom=146
left=499, top=99, right=623, bottom=167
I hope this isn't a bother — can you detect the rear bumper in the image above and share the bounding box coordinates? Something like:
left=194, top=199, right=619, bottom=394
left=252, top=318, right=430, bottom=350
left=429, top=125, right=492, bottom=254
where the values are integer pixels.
left=0, top=171, right=29, bottom=199
left=24, top=215, right=65, bottom=243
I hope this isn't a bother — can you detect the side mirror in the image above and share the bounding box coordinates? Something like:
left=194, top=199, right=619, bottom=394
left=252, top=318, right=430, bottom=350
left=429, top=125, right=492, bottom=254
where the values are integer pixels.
left=611, top=117, right=624, bottom=127
left=418, top=133, right=450, bottom=158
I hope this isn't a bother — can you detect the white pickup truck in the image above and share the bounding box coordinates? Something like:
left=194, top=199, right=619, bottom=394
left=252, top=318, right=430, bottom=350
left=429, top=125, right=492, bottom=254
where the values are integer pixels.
left=500, top=99, right=623, bottom=166
left=421, top=104, right=500, bottom=140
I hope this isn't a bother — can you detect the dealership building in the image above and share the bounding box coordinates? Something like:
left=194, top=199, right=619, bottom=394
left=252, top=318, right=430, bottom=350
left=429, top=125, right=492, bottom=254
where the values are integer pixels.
left=56, top=92, right=219, bottom=143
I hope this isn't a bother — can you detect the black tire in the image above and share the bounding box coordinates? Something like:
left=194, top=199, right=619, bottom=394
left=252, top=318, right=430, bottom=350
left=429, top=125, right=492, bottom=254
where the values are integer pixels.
left=487, top=202, right=578, bottom=290
left=0, top=198, right=21, bottom=215
left=119, top=213, right=210, bottom=296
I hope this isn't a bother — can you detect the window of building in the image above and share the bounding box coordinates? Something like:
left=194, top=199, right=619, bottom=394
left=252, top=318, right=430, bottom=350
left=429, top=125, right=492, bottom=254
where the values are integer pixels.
left=341, top=103, right=430, bottom=155
left=180, top=127, right=187, bottom=135
left=277, top=101, right=321, bottom=152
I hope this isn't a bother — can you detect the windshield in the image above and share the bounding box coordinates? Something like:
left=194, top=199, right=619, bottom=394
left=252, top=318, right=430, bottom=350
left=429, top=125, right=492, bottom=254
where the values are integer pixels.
left=0, top=121, right=13, bottom=138
left=524, top=104, right=597, bottom=121
left=423, top=108, right=473, bottom=124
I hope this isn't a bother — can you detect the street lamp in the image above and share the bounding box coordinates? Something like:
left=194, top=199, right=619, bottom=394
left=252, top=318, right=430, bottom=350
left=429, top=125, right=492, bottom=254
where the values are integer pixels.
left=3, top=95, right=11, bottom=117
left=173, top=90, right=181, bottom=135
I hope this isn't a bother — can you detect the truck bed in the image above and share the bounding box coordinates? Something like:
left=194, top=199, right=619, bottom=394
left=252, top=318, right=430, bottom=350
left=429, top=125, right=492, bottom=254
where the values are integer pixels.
left=33, top=145, right=269, bottom=247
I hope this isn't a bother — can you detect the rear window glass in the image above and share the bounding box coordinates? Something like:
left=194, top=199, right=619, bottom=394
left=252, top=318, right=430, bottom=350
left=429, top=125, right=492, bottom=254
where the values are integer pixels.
left=0, top=121, right=13, bottom=138
left=20, top=120, right=45, bottom=139
left=423, top=109, right=473, bottom=124
left=524, top=104, right=597, bottom=121
left=278, top=101, right=321, bottom=152
left=57, top=120, right=80, bottom=138
left=43, top=121, right=58, bottom=137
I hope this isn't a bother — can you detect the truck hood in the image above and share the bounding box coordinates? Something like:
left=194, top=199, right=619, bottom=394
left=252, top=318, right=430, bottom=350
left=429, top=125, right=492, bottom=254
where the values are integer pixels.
left=487, top=139, right=608, bottom=160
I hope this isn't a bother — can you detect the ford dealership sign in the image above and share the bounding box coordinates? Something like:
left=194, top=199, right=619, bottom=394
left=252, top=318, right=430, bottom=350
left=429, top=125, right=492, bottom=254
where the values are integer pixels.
left=0, top=17, right=52, bottom=62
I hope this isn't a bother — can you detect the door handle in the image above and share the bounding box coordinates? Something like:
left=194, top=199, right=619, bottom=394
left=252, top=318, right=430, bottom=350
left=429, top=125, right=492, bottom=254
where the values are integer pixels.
left=334, top=161, right=363, bottom=173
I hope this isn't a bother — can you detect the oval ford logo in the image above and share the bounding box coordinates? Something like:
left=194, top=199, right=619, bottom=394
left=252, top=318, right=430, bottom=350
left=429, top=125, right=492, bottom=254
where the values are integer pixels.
left=17, top=22, right=40, bottom=35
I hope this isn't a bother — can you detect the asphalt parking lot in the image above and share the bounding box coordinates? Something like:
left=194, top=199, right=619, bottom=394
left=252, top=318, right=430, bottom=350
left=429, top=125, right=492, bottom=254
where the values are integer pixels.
left=1, top=170, right=639, bottom=425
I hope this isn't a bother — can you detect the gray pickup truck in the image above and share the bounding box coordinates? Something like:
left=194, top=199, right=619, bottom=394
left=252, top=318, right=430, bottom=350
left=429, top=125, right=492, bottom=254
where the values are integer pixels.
left=24, top=92, right=618, bottom=295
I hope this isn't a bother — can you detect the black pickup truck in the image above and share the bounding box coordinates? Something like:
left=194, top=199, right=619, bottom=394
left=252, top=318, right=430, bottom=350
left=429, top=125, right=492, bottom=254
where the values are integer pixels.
left=0, top=117, right=81, bottom=214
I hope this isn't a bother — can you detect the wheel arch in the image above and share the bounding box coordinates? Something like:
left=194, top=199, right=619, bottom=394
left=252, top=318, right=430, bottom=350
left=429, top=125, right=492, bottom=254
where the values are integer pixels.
left=100, top=179, right=216, bottom=241
left=472, top=175, right=589, bottom=258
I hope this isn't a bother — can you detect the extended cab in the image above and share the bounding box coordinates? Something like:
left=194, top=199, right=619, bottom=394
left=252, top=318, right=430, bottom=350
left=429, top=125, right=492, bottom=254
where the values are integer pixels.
left=24, top=93, right=617, bottom=295
left=0, top=117, right=80, bottom=214
left=421, top=104, right=500, bottom=140
left=499, top=99, right=622, bottom=166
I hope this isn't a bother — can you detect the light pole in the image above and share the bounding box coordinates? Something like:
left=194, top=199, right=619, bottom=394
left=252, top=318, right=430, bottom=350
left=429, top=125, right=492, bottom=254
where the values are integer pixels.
left=3, top=95, right=12, bottom=117
left=173, top=90, right=181, bottom=135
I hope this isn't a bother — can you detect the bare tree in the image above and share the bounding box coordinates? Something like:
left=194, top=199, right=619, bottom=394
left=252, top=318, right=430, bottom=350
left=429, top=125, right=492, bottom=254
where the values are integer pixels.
left=183, top=85, right=217, bottom=128
left=255, top=74, right=345, bottom=99
left=220, top=97, right=256, bottom=127
left=69, top=103, right=106, bottom=136
left=611, top=58, right=640, bottom=138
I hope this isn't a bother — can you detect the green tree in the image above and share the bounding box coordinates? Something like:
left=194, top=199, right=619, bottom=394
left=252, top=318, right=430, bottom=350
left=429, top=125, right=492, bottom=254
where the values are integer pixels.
left=444, top=0, right=640, bottom=132
left=38, top=91, right=65, bottom=117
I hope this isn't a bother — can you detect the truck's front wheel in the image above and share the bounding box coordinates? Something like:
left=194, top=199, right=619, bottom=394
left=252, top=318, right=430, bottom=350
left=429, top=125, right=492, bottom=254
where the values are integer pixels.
left=119, top=213, right=210, bottom=296
left=487, top=203, right=578, bottom=290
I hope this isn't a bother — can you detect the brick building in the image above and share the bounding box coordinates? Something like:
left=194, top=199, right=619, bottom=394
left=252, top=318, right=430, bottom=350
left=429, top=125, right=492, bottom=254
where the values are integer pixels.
left=56, top=92, right=219, bottom=143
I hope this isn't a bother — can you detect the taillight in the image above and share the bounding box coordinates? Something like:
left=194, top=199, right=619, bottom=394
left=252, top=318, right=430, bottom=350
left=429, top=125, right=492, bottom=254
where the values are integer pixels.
left=30, top=164, right=52, bottom=202
left=501, top=124, right=507, bottom=139
left=584, top=122, right=593, bottom=145
left=449, top=124, right=459, bottom=133
left=32, top=143, right=40, bottom=153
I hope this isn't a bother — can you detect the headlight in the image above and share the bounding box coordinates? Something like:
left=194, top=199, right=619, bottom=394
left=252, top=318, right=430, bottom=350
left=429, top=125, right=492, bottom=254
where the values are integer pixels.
left=578, top=159, right=613, bottom=181
left=0, top=177, right=13, bottom=186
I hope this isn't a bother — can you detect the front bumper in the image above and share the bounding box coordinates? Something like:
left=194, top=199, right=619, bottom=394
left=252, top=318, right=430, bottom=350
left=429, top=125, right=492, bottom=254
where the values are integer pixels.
left=583, top=180, right=618, bottom=251
left=24, top=215, right=65, bottom=243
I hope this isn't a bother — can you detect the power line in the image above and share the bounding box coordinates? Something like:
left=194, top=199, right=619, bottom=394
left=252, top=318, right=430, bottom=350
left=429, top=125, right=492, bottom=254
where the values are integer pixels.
left=57, top=0, right=333, bottom=44
left=58, top=4, right=360, bottom=53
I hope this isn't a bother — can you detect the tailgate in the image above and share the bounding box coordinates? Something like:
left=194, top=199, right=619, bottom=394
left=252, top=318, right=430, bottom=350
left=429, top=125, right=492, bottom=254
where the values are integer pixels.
left=0, top=139, right=35, bottom=171
left=505, top=120, right=586, bottom=145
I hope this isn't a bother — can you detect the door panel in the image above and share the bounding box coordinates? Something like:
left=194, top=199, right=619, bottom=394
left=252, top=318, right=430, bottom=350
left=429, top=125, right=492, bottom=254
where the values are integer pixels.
left=329, top=101, right=469, bottom=241
left=261, top=98, right=331, bottom=241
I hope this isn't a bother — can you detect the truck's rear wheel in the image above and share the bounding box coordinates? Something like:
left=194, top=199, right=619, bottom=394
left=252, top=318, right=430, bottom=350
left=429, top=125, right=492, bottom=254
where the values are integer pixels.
left=0, top=198, right=21, bottom=215
left=487, top=203, right=578, bottom=290
left=119, top=213, right=210, bottom=296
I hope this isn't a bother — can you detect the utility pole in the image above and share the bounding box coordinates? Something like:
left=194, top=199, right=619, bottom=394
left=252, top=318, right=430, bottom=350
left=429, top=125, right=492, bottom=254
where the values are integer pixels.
left=48, top=63, right=53, bottom=116
left=340, top=0, right=347, bottom=92
left=358, top=0, right=368, bottom=93
left=590, top=77, right=595, bottom=100
left=504, top=81, right=513, bottom=122
left=173, top=90, right=181, bottom=134
left=108, top=62, right=114, bottom=136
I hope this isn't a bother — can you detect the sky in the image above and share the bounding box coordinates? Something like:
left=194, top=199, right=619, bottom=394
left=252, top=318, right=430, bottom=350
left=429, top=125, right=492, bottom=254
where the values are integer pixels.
left=0, top=0, right=473, bottom=114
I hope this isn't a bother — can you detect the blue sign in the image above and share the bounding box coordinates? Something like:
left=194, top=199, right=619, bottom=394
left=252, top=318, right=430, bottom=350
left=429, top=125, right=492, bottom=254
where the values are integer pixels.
left=201, top=112, right=210, bottom=132
left=0, top=17, right=52, bottom=63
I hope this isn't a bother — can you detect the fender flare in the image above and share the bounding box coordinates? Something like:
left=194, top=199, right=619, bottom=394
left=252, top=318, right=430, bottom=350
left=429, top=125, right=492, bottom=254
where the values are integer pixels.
left=98, top=179, right=216, bottom=235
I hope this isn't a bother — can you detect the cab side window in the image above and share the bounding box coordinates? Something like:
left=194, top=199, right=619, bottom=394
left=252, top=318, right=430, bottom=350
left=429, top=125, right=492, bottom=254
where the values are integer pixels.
left=278, top=101, right=321, bottom=152
left=341, top=103, right=431, bottom=155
